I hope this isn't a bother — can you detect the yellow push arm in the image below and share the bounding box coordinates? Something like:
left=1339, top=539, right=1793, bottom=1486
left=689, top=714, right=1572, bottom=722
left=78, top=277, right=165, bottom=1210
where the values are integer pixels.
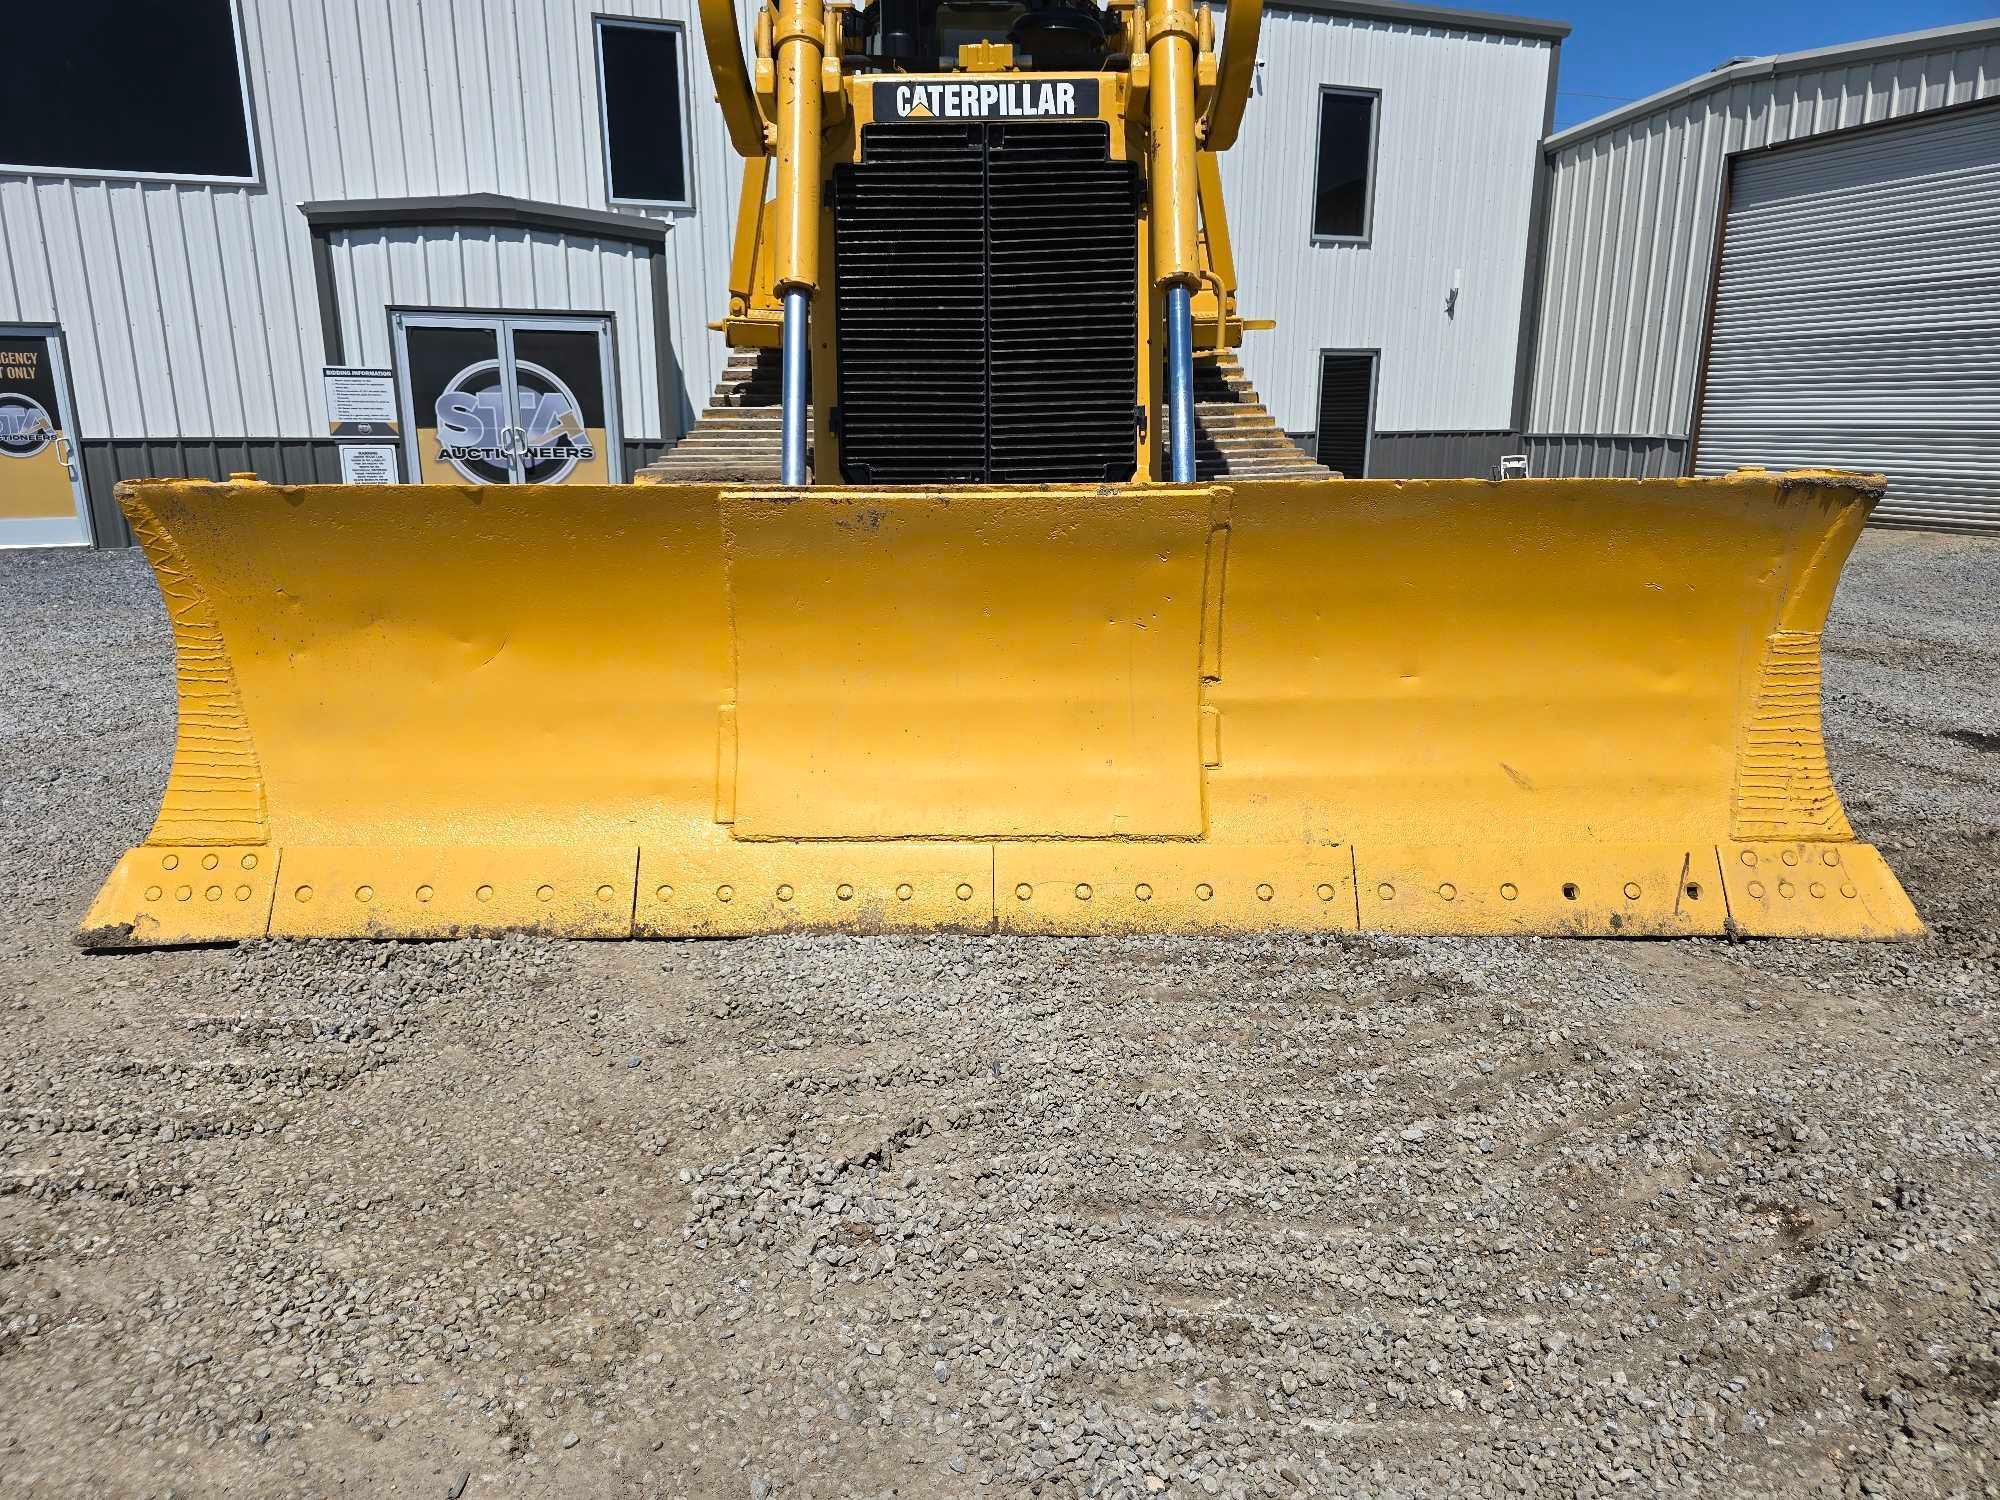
left=1203, top=0, right=1261, bottom=151
left=727, top=154, right=771, bottom=320
left=699, top=0, right=768, bottom=158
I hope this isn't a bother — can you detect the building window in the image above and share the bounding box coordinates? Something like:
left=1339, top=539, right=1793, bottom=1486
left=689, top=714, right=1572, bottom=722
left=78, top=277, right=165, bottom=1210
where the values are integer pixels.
left=596, top=17, right=692, bottom=208
left=0, top=0, right=254, bottom=181
left=1314, top=351, right=1376, bottom=477
left=1312, top=88, right=1377, bottom=243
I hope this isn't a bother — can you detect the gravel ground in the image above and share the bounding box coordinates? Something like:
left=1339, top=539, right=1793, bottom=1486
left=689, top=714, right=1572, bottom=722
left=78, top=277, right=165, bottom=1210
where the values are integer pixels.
left=1, top=533, right=1996, bottom=1500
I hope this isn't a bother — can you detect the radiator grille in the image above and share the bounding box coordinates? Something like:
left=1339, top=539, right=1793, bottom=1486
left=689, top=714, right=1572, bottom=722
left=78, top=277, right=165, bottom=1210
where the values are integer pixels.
left=832, top=121, right=1139, bottom=483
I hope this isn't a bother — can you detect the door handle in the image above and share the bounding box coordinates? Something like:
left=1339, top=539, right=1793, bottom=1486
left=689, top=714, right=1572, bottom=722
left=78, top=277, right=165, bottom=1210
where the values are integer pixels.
left=53, top=433, right=75, bottom=473
left=499, top=425, right=528, bottom=458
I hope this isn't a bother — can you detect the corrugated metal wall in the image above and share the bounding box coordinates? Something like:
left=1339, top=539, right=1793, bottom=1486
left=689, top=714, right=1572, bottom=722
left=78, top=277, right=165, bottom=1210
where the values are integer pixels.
left=1529, top=28, right=2000, bottom=460
left=1222, top=10, right=1554, bottom=435
left=1523, top=434, right=1688, bottom=478
left=0, top=0, right=752, bottom=446
left=1694, top=105, right=2000, bottom=532
left=1369, top=431, right=1519, bottom=480
left=329, top=228, right=671, bottom=437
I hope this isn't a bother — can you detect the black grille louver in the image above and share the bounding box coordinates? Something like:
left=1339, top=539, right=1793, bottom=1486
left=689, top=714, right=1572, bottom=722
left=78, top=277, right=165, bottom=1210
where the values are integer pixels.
left=832, top=120, right=1139, bottom=484
left=1314, top=352, right=1374, bottom=479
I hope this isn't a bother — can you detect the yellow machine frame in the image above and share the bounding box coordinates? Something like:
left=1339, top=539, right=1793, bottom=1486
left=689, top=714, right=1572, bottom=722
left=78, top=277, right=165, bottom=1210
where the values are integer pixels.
left=75, top=0, right=1922, bottom=946
left=699, top=0, right=1264, bottom=482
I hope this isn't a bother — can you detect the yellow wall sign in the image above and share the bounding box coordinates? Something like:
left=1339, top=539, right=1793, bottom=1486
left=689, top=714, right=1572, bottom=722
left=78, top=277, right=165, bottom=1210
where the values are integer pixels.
left=0, top=333, right=90, bottom=543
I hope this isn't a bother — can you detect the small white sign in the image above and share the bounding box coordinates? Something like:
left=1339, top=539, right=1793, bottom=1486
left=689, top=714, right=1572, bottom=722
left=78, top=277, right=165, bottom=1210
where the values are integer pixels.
left=323, top=366, right=399, bottom=437
left=337, top=442, right=400, bottom=485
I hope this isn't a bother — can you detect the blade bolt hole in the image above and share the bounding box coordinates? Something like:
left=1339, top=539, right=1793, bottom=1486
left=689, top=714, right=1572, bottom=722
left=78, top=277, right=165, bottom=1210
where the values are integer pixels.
left=1562, top=883, right=1580, bottom=901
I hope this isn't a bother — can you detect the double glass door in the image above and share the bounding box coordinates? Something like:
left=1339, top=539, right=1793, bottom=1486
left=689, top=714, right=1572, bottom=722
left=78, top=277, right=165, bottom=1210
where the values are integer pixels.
left=0, top=329, right=91, bottom=548
left=393, top=313, right=622, bottom=484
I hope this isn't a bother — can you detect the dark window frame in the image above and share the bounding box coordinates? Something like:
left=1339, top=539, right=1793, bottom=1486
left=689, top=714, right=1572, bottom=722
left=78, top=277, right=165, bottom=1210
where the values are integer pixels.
left=0, top=0, right=260, bottom=185
left=1309, top=85, right=1379, bottom=247
left=593, top=14, right=696, bottom=211
left=1313, top=347, right=1379, bottom=478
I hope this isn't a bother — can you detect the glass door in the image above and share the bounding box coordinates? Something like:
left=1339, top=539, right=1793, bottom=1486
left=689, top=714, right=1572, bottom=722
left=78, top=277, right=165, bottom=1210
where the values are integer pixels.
left=0, top=329, right=92, bottom=548
left=510, top=321, right=616, bottom=484
left=394, top=313, right=621, bottom=485
left=396, top=316, right=514, bottom=484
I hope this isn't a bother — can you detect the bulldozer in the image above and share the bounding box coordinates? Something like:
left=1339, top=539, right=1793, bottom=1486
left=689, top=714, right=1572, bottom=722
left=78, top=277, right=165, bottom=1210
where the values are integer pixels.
left=80, top=0, right=1921, bottom=947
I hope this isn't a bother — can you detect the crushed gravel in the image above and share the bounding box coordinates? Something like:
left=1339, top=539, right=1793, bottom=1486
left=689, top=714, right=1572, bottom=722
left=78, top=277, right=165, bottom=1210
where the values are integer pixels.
left=0, top=533, right=1996, bottom=1500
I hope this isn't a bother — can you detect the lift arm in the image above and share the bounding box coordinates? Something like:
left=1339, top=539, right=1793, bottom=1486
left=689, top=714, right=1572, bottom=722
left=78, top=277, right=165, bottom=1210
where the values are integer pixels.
left=1203, top=0, right=1260, bottom=151
left=699, top=0, right=769, bottom=157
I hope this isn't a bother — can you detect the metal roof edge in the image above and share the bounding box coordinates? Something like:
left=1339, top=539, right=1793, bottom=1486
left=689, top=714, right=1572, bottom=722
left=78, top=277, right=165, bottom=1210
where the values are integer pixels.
left=297, top=192, right=669, bottom=247
left=1544, top=17, right=2000, bottom=150
left=1266, top=0, right=1571, bottom=45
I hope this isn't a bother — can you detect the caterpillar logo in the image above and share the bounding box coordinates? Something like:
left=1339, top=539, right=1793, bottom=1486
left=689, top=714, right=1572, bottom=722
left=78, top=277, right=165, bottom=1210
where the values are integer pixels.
left=875, top=78, right=1098, bottom=122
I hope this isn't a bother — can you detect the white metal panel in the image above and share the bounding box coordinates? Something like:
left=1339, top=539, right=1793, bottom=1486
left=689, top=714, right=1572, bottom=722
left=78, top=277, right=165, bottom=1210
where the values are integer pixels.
left=1693, top=106, right=2000, bottom=533
left=1532, top=29, right=2000, bottom=442
left=330, top=226, right=661, bottom=441
left=0, top=0, right=736, bottom=444
left=1223, top=10, right=1554, bottom=433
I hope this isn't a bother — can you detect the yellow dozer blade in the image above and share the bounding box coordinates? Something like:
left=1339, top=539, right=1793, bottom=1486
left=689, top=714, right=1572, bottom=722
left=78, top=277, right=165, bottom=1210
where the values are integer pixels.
left=80, top=469, right=1920, bottom=948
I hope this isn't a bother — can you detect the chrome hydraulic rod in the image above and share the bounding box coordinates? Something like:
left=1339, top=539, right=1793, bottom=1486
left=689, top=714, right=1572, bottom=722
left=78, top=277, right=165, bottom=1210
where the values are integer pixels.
left=780, top=289, right=810, bottom=486
left=1165, top=284, right=1197, bottom=483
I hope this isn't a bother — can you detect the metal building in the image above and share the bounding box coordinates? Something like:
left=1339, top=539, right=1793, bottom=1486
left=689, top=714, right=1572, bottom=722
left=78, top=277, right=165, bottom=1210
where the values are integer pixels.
left=1526, top=19, right=2000, bottom=532
left=1224, top=0, right=1563, bottom=477
left=0, top=0, right=744, bottom=548
left=0, top=0, right=1562, bottom=549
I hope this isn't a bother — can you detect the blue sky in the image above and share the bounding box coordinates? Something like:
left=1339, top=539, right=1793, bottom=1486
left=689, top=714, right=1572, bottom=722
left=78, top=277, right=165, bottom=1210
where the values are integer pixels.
left=1483, top=1, right=2000, bottom=130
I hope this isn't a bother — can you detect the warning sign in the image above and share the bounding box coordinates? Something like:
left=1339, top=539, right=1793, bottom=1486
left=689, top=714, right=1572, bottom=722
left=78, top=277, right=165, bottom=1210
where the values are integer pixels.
left=337, top=442, right=400, bottom=484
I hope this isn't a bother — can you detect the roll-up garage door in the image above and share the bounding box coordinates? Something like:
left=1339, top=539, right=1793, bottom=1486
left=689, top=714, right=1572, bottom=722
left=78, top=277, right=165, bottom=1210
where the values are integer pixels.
left=1694, top=104, right=2000, bottom=533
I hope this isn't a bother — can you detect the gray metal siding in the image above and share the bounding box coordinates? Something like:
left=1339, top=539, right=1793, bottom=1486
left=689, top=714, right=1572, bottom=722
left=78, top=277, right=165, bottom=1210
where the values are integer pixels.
left=1223, top=10, right=1554, bottom=434
left=80, top=434, right=678, bottom=549
left=78, top=438, right=345, bottom=547
left=1693, top=106, right=2000, bottom=533
left=1530, top=31, right=2000, bottom=443
left=1368, top=431, right=1516, bottom=478
left=1524, top=434, right=1689, bottom=478
left=0, top=0, right=745, bottom=447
